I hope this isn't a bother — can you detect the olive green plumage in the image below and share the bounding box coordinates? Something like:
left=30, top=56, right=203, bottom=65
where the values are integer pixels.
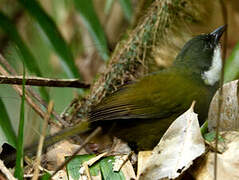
left=89, top=67, right=216, bottom=150
left=89, top=26, right=226, bottom=151
left=5, top=26, right=226, bottom=163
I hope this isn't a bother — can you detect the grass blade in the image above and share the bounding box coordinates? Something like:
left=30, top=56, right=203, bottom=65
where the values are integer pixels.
left=18, top=0, right=80, bottom=78
left=73, top=0, right=109, bottom=61
left=41, top=173, right=51, bottom=180
left=100, top=156, right=125, bottom=180
left=67, top=154, right=100, bottom=180
left=0, top=12, right=42, bottom=77
left=224, top=42, right=239, bottom=83
left=104, top=0, right=115, bottom=14
left=118, top=0, right=133, bottom=22
left=0, top=98, right=17, bottom=148
left=0, top=12, right=49, bottom=101
left=14, top=62, right=26, bottom=180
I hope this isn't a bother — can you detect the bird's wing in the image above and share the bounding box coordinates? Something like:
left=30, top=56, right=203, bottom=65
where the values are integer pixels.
left=89, top=69, right=209, bottom=122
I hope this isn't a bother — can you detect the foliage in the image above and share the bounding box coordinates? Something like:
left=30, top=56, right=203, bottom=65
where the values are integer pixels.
left=0, top=0, right=238, bottom=179
left=0, top=0, right=133, bottom=167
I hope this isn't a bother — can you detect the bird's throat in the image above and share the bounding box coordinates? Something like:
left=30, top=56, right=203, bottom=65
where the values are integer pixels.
left=202, top=45, right=222, bottom=86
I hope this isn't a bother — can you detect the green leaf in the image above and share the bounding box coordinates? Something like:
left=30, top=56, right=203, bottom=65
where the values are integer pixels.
left=73, top=0, right=109, bottom=61
left=100, top=156, right=125, bottom=180
left=67, top=155, right=126, bottom=180
left=204, top=131, right=224, bottom=142
left=0, top=99, right=17, bottom=147
left=224, top=42, right=239, bottom=83
left=0, top=12, right=42, bottom=76
left=41, top=173, right=51, bottom=180
left=67, top=154, right=100, bottom=180
left=0, top=12, right=49, bottom=101
left=14, top=62, right=26, bottom=180
left=105, top=0, right=115, bottom=14
left=204, top=132, right=215, bottom=142
left=118, top=0, right=133, bottom=22
left=200, top=120, right=208, bottom=136
left=18, top=0, right=80, bottom=78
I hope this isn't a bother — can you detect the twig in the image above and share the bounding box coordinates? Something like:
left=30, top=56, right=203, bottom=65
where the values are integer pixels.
left=24, top=156, right=52, bottom=175
left=24, top=121, right=90, bottom=157
left=0, top=54, right=17, bottom=75
left=0, top=54, right=69, bottom=126
left=32, top=101, right=54, bottom=180
left=72, top=136, right=94, bottom=154
left=0, top=159, right=16, bottom=180
left=51, top=127, right=102, bottom=178
left=83, top=162, right=92, bottom=180
left=0, top=65, right=46, bottom=119
left=86, top=152, right=108, bottom=166
left=0, top=75, right=90, bottom=88
left=214, top=1, right=228, bottom=180
left=24, top=174, right=44, bottom=178
left=113, top=152, right=133, bottom=172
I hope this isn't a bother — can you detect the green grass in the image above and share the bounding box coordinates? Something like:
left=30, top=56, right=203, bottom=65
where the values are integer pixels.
left=14, top=61, right=26, bottom=180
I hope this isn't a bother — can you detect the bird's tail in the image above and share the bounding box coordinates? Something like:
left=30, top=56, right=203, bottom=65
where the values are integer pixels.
left=4, top=121, right=91, bottom=164
left=25, top=121, right=91, bottom=157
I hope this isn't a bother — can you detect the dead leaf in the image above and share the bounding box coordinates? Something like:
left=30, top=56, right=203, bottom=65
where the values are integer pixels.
left=86, top=152, right=108, bottom=166
left=46, top=140, right=87, bottom=170
left=138, top=102, right=205, bottom=180
left=52, top=170, right=68, bottom=180
left=193, top=131, right=239, bottom=180
left=113, top=153, right=133, bottom=172
left=137, top=151, right=152, bottom=178
left=120, top=159, right=137, bottom=180
left=208, top=80, right=239, bottom=131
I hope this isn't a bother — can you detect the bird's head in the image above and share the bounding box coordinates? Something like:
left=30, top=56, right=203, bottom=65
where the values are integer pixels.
left=174, top=25, right=227, bottom=86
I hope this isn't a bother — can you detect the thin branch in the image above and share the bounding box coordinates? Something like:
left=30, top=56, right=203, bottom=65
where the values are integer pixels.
left=0, top=75, right=90, bottom=88
left=24, top=156, right=52, bottom=175
left=51, top=127, right=102, bottom=178
left=32, top=101, right=54, bottom=180
left=214, top=1, right=228, bottom=180
left=0, top=54, right=69, bottom=126
left=0, top=54, right=17, bottom=75
left=0, top=159, right=16, bottom=180
left=0, top=65, right=46, bottom=119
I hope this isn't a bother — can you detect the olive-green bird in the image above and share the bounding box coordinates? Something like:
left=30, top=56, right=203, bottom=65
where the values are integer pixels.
left=2, top=26, right=227, bottom=165
left=88, top=25, right=226, bottom=151
left=18, top=25, right=225, bottom=159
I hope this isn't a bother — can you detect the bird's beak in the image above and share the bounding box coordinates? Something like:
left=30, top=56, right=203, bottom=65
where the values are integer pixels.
left=210, top=25, right=227, bottom=45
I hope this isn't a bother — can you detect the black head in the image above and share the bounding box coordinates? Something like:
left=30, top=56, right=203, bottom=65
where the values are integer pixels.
left=174, top=25, right=226, bottom=84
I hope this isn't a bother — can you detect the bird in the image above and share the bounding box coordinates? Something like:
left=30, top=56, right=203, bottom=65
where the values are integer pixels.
left=2, top=26, right=226, bottom=167
left=19, top=25, right=226, bottom=158
left=88, top=25, right=226, bottom=151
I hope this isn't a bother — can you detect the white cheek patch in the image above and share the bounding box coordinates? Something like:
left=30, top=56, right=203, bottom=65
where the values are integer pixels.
left=202, top=45, right=222, bottom=86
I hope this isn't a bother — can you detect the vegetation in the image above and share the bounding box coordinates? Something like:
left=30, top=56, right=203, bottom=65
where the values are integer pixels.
left=0, top=0, right=239, bottom=179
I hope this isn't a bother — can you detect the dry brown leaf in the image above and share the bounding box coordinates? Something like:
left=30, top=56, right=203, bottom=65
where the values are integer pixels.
left=120, top=159, right=137, bottom=180
left=113, top=154, right=129, bottom=172
left=86, top=152, right=108, bottom=166
left=46, top=140, right=87, bottom=170
left=193, top=131, right=239, bottom=180
left=137, top=151, right=152, bottom=178
left=208, top=80, right=239, bottom=131
left=52, top=170, right=68, bottom=180
left=138, top=102, right=205, bottom=180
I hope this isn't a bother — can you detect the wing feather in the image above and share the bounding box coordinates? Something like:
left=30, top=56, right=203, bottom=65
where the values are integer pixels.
left=89, top=69, right=209, bottom=122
